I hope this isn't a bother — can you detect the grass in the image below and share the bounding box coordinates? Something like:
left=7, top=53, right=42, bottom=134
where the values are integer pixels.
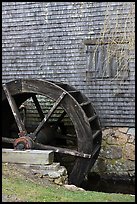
left=2, top=164, right=135, bottom=202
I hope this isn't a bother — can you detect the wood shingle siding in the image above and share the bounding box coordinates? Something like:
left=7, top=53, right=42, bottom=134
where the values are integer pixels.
left=2, top=2, right=135, bottom=127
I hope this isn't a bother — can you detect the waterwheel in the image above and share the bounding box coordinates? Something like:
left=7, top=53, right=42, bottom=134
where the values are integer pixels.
left=2, top=79, right=102, bottom=186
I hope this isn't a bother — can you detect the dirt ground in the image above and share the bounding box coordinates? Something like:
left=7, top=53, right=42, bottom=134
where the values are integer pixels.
left=2, top=163, right=56, bottom=202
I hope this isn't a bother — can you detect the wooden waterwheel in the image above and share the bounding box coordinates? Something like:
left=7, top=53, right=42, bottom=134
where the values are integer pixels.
left=2, top=79, right=102, bottom=186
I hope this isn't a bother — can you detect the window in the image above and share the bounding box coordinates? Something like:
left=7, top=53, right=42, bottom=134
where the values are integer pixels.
left=85, top=38, right=130, bottom=80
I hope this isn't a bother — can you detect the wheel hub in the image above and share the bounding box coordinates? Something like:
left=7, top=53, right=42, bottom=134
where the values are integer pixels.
left=13, top=136, right=34, bottom=150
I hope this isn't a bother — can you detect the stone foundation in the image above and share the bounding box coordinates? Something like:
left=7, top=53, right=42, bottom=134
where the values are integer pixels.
left=22, top=163, right=68, bottom=185
left=91, top=127, right=135, bottom=182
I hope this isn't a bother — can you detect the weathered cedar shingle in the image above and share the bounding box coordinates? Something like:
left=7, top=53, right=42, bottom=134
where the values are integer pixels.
left=2, top=2, right=135, bottom=127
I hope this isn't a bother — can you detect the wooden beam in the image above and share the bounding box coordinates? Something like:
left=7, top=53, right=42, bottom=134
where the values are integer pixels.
left=34, top=142, right=91, bottom=159
left=2, top=137, right=91, bottom=159
left=2, top=84, right=27, bottom=135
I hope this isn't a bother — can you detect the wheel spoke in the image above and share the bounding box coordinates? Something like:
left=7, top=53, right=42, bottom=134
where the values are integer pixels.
left=2, top=84, right=27, bottom=135
left=53, top=111, right=67, bottom=128
left=32, top=92, right=66, bottom=139
left=32, top=95, right=45, bottom=120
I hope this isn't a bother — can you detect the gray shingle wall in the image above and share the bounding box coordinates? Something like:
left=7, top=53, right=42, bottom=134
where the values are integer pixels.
left=2, top=2, right=135, bottom=127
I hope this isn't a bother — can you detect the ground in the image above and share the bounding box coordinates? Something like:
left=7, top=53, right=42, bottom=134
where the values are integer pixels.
left=2, top=163, right=56, bottom=202
left=2, top=163, right=135, bottom=202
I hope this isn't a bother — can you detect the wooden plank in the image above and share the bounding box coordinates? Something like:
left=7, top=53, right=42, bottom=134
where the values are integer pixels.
left=88, top=115, right=98, bottom=122
left=92, top=144, right=101, bottom=157
left=2, top=148, right=54, bottom=165
left=92, top=130, right=102, bottom=140
left=80, top=101, right=91, bottom=107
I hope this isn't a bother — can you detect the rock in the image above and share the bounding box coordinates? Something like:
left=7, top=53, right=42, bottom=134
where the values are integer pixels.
left=114, top=161, right=127, bottom=173
left=102, top=145, right=122, bottom=159
left=54, top=177, right=64, bottom=185
left=31, top=169, right=49, bottom=176
left=123, top=144, right=135, bottom=161
left=48, top=171, right=61, bottom=179
left=107, top=131, right=128, bottom=145
left=128, top=170, right=135, bottom=178
left=96, top=158, right=107, bottom=172
left=64, top=184, right=85, bottom=191
left=58, top=166, right=67, bottom=176
left=118, top=127, right=128, bottom=133
left=102, top=128, right=112, bottom=139
left=127, top=128, right=135, bottom=136
left=127, top=135, right=135, bottom=143
left=124, top=160, right=135, bottom=171
left=54, top=175, right=68, bottom=185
